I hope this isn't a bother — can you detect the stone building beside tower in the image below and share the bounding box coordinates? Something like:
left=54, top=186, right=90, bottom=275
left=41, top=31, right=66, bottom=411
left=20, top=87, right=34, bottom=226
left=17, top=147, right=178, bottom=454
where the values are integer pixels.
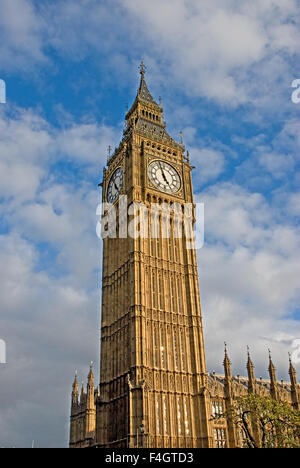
left=69, top=64, right=299, bottom=449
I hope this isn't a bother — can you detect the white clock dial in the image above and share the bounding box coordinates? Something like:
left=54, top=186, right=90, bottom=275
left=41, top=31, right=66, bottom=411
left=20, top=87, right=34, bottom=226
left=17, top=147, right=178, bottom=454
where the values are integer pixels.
left=107, top=167, right=124, bottom=203
left=148, top=160, right=181, bottom=194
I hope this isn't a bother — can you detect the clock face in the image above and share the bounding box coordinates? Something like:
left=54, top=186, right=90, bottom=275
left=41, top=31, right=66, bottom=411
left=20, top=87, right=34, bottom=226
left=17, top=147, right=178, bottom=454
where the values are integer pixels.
left=107, top=167, right=124, bottom=203
left=148, top=160, right=181, bottom=194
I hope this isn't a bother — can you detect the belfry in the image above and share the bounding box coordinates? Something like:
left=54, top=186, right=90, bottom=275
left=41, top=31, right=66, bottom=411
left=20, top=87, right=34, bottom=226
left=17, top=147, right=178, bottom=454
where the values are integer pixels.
left=69, top=65, right=299, bottom=449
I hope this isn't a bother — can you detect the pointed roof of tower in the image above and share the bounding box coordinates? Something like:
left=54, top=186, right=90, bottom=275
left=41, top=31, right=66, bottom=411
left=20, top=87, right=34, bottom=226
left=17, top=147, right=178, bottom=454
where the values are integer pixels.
left=247, top=346, right=254, bottom=370
left=268, top=349, right=276, bottom=373
left=289, top=353, right=296, bottom=376
left=88, top=361, right=94, bottom=384
left=72, top=370, right=79, bottom=396
left=223, top=343, right=232, bottom=379
left=126, top=62, right=161, bottom=118
left=136, top=61, right=160, bottom=106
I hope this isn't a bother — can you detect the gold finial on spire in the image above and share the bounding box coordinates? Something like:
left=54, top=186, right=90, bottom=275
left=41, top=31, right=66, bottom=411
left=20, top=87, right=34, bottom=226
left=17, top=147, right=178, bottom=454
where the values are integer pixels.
left=139, top=60, right=146, bottom=77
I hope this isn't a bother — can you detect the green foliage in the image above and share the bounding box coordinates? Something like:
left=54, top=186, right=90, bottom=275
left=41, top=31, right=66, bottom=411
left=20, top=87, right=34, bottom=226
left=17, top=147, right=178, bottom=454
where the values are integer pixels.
left=214, top=394, right=300, bottom=448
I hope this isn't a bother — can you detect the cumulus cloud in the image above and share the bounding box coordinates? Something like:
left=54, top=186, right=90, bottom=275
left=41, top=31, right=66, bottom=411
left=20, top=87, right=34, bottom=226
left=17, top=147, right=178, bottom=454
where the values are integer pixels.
left=0, top=0, right=46, bottom=70
left=1, top=0, right=299, bottom=108
left=191, top=147, right=226, bottom=186
left=0, top=105, right=120, bottom=446
left=197, top=183, right=300, bottom=376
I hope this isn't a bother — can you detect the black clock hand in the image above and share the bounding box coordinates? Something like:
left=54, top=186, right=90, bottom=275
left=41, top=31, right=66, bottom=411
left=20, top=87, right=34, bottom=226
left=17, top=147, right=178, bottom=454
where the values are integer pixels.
left=158, top=162, right=170, bottom=186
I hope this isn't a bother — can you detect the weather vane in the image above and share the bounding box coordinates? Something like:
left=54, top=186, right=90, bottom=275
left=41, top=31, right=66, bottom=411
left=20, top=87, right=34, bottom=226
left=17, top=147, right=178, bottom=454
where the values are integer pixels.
left=139, top=60, right=146, bottom=76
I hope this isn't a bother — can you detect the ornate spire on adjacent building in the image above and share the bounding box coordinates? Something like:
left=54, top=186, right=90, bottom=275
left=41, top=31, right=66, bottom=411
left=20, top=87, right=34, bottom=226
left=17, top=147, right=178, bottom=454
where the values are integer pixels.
left=88, top=361, right=94, bottom=384
left=223, top=343, right=232, bottom=380
left=72, top=370, right=79, bottom=406
left=289, top=353, right=299, bottom=410
left=80, top=381, right=86, bottom=405
left=268, top=349, right=279, bottom=400
left=223, top=344, right=238, bottom=448
left=246, top=347, right=256, bottom=394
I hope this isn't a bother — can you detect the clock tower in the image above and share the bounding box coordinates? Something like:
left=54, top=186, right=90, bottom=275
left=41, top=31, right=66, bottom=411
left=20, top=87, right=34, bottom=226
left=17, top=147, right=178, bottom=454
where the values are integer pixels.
left=70, top=64, right=213, bottom=448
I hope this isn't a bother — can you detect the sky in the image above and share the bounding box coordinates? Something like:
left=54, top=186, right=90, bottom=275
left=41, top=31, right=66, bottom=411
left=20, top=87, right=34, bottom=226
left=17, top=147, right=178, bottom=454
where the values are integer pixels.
left=0, top=0, right=299, bottom=448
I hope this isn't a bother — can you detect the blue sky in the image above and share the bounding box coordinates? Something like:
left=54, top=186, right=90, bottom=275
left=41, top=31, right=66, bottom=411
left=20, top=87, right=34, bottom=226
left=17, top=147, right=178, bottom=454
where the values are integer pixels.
left=0, top=0, right=299, bottom=448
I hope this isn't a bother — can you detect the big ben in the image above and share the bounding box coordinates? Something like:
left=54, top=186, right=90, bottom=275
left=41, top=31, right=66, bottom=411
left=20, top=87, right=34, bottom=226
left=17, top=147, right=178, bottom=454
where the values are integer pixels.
left=69, top=63, right=213, bottom=449
left=69, top=64, right=300, bottom=450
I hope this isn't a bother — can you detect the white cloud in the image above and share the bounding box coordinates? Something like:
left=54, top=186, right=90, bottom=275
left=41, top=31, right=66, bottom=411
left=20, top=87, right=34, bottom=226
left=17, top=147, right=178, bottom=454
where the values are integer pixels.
left=0, top=0, right=46, bottom=70
left=191, top=147, right=226, bottom=186
left=0, top=105, right=112, bottom=446
left=1, top=0, right=299, bottom=108
left=197, top=182, right=300, bottom=376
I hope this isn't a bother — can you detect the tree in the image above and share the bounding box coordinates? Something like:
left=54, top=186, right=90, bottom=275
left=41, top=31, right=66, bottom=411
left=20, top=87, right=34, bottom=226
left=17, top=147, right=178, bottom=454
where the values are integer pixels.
left=213, top=394, right=300, bottom=448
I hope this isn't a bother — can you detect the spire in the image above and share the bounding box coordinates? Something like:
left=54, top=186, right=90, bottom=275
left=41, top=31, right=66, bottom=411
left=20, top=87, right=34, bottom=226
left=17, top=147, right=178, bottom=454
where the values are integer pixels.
left=268, top=350, right=279, bottom=400
left=246, top=347, right=256, bottom=394
left=80, top=381, right=86, bottom=405
left=289, top=353, right=299, bottom=409
left=136, top=61, right=159, bottom=106
left=88, top=361, right=94, bottom=384
left=223, top=343, right=232, bottom=379
left=87, top=362, right=95, bottom=411
left=72, top=370, right=79, bottom=406
left=222, top=344, right=238, bottom=448
left=139, top=60, right=146, bottom=77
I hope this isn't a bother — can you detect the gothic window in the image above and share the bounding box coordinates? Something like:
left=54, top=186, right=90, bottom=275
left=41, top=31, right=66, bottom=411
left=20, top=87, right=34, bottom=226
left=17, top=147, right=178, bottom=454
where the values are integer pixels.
left=177, top=400, right=182, bottom=436
left=169, top=236, right=173, bottom=261
left=163, top=396, right=168, bottom=434
left=212, top=401, right=224, bottom=418
left=160, top=330, right=165, bottom=368
left=150, top=235, right=155, bottom=256
left=154, top=328, right=159, bottom=367
left=170, top=281, right=175, bottom=312
left=214, top=428, right=227, bottom=448
left=184, top=399, right=190, bottom=435
left=158, top=277, right=164, bottom=310
left=174, top=332, right=179, bottom=370
left=152, top=274, right=156, bottom=308
left=174, top=237, right=178, bottom=262
left=177, top=281, right=181, bottom=312
left=156, top=398, right=161, bottom=434
left=156, top=237, right=160, bottom=258
left=180, top=332, right=185, bottom=371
